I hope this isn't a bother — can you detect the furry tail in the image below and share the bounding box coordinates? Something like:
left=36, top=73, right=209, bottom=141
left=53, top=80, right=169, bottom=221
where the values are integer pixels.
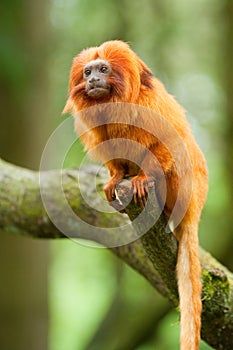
left=176, top=224, right=202, bottom=350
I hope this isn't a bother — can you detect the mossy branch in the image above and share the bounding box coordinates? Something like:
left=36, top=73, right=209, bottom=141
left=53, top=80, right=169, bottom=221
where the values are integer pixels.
left=0, top=158, right=233, bottom=349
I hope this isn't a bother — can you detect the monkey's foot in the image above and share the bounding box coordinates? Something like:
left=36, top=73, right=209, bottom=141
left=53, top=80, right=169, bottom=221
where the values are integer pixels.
left=131, top=175, right=155, bottom=207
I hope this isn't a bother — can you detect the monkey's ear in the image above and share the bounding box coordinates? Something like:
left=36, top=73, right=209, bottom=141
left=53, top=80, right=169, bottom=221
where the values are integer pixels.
left=136, top=57, right=153, bottom=88
left=62, top=97, right=73, bottom=115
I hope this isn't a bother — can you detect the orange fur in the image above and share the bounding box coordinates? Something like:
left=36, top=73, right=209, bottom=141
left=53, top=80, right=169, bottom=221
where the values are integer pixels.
left=64, top=40, right=208, bottom=350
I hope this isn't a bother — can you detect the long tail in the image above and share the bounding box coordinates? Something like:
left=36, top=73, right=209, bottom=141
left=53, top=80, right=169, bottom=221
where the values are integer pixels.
left=176, top=223, right=202, bottom=350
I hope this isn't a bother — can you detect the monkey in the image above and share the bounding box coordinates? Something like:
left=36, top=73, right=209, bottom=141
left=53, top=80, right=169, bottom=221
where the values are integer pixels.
left=63, top=40, right=208, bottom=350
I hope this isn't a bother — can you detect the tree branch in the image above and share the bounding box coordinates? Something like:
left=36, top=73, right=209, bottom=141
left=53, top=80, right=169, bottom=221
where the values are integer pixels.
left=0, top=158, right=233, bottom=349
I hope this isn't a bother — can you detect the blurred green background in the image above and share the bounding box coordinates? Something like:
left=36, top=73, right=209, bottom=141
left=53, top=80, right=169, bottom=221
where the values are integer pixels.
left=0, top=0, right=232, bottom=349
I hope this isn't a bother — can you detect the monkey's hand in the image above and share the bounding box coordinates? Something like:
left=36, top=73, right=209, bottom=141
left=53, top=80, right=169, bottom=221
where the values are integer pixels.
left=103, top=180, right=118, bottom=202
left=103, top=173, right=125, bottom=212
left=131, top=174, right=155, bottom=207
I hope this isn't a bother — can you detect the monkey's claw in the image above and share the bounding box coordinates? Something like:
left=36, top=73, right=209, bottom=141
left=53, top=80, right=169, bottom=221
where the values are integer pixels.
left=103, top=182, right=116, bottom=202
left=131, top=176, right=155, bottom=207
left=103, top=180, right=125, bottom=212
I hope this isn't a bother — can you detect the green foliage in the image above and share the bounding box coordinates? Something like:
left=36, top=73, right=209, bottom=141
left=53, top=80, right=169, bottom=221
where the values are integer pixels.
left=49, top=242, right=118, bottom=350
left=63, top=139, right=87, bottom=169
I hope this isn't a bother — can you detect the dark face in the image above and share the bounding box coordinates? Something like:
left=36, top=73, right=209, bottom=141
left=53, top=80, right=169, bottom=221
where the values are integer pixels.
left=83, top=59, right=112, bottom=99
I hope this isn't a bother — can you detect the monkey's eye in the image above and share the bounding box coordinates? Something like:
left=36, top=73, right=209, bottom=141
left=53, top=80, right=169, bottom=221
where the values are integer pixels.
left=100, top=66, right=108, bottom=73
left=84, top=69, right=91, bottom=77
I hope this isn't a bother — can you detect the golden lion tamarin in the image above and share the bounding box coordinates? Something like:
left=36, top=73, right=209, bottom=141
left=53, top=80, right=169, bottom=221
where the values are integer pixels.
left=63, top=40, right=208, bottom=350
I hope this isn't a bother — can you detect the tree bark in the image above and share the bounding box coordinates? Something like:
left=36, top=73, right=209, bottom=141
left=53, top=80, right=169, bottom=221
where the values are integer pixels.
left=0, top=158, right=233, bottom=349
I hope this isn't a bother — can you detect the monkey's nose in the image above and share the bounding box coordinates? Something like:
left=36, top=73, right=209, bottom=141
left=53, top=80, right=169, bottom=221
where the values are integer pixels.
left=89, top=76, right=100, bottom=84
